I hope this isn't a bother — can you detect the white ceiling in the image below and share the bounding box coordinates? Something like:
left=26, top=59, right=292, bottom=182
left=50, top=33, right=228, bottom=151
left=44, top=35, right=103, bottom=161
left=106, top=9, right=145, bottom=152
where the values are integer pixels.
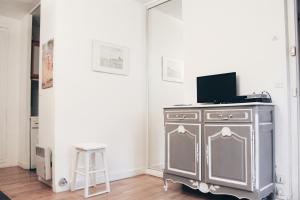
left=0, top=0, right=40, bottom=19
left=155, top=0, right=182, bottom=20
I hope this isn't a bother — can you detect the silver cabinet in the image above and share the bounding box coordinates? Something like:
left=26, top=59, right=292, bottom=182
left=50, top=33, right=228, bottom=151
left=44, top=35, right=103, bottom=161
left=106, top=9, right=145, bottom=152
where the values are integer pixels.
left=204, top=109, right=252, bottom=122
left=164, top=110, right=201, bottom=123
left=165, top=123, right=201, bottom=180
left=204, top=124, right=253, bottom=191
left=163, top=104, right=275, bottom=200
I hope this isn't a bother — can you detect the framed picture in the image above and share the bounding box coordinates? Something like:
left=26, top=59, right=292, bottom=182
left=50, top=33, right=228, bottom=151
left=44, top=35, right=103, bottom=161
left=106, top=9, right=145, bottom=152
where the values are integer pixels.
left=42, top=39, right=54, bottom=89
left=162, top=57, right=184, bottom=83
left=92, top=40, right=129, bottom=76
left=31, top=41, right=40, bottom=80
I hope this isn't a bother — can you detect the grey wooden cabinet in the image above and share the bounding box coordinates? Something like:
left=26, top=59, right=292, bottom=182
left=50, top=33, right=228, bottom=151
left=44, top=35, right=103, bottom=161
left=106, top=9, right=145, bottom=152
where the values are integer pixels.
left=205, top=124, right=253, bottom=191
left=165, top=123, right=200, bottom=180
left=163, top=103, right=274, bottom=200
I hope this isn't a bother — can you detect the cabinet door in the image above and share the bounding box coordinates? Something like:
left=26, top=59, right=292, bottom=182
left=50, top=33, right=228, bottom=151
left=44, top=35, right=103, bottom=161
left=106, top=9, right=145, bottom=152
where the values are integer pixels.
left=204, top=125, right=253, bottom=191
left=165, top=123, right=201, bottom=180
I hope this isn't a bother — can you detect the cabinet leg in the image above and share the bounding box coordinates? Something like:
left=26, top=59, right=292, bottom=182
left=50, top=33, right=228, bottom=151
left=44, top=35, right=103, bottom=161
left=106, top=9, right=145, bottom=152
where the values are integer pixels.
left=164, top=179, right=168, bottom=192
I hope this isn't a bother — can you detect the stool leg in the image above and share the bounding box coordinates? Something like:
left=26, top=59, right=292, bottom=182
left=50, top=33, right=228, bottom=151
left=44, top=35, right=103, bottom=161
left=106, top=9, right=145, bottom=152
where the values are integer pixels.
left=90, top=152, right=97, bottom=187
left=102, top=150, right=110, bottom=192
left=84, top=151, right=90, bottom=198
left=71, top=150, right=80, bottom=191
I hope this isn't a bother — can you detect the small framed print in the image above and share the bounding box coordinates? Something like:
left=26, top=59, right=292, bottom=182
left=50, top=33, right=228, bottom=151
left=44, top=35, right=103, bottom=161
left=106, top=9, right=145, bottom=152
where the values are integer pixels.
left=92, top=40, right=129, bottom=76
left=162, top=57, right=184, bottom=83
left=31, top=41, right=40, bottom=80
left=42, top=39, right=54, bottom=89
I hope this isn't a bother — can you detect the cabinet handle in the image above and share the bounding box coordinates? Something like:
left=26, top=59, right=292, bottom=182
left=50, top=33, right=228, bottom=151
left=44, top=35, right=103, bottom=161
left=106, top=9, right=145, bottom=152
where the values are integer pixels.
left=196, top=144, right=199, bottom=163
left=206, top=145, right=209, bottom=166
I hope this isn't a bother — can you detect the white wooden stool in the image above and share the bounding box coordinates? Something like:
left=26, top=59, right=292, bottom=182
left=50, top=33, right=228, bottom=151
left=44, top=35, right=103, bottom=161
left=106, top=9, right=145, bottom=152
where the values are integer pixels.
left=71, top=143, right=110, bottom=198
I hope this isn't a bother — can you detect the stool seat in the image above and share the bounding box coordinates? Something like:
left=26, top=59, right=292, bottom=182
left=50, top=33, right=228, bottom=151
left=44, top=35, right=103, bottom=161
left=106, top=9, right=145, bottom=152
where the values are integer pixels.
left=74, top=143, right=107, bottom=151
left=71, top=143, right=110, bottom=198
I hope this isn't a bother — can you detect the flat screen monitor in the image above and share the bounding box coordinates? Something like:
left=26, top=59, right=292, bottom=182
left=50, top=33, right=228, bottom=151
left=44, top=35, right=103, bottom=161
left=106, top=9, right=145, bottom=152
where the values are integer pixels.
left=197, top=72, right=237, bottom=103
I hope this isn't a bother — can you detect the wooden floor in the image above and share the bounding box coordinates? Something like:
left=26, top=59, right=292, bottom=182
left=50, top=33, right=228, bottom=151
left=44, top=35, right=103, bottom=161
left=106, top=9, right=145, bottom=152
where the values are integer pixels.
left=0, top=167, right=238, bottom=200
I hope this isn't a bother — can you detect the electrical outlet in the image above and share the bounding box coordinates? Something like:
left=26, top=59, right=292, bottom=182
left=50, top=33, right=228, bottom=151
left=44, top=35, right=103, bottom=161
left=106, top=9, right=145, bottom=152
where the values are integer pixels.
left=276, top=174, right=285, bottom=184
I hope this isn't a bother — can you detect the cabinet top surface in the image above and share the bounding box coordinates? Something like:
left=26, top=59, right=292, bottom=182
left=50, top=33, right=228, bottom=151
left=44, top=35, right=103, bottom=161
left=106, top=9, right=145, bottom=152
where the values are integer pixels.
left=164, top=102, right=274, bottom=109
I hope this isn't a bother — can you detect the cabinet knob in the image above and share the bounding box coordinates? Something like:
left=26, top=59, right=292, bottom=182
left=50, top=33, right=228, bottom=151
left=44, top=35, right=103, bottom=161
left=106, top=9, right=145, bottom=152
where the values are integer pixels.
left=221, top=127, right=232, bottom=137
left=178, top=125, right=185, bottom=133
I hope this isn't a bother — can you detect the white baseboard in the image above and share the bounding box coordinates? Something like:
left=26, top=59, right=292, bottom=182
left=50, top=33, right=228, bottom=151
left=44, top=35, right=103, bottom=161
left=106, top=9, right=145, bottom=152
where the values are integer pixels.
left=145, top=168, right=163, bottom=178
left=18, top=161, right=30, bottom=169
left=54, top=167, right=147, bottom=193
left=0, top=162, right=18, bottom=168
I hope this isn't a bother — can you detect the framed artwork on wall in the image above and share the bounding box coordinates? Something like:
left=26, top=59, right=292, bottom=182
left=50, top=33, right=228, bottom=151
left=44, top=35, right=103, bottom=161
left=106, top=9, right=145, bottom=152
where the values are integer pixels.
left=92, top=40, right=129, bottom=76
left=162, top=57, right=184, bottom=83
left=31, top=41, right=40, bottom=80
left=42, top=39, right=54, bottom=89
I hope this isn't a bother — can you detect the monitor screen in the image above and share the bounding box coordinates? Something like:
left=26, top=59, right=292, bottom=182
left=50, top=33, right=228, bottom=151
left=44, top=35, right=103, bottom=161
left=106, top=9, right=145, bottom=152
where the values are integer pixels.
left=197, top=72, right=237, bottom=103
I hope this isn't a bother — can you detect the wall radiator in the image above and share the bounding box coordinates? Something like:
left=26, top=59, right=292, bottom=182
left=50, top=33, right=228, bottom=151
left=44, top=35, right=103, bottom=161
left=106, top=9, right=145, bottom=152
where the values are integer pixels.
left=36, top=145, right=52, bottom=185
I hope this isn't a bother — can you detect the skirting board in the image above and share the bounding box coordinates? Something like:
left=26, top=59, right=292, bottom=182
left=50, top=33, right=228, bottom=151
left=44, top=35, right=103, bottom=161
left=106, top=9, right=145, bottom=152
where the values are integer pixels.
left=54, top=167, right=147, bottom=192
left=145, top=169, right=163, bottom=178
left=0, top=163, right=19, bottom=169
left=18, top=161, right=30, bottom=170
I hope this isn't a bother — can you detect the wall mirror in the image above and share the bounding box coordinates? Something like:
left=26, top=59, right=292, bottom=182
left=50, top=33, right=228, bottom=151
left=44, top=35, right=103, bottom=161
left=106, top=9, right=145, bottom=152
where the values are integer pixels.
left=147, top=0, right=184, bottom=171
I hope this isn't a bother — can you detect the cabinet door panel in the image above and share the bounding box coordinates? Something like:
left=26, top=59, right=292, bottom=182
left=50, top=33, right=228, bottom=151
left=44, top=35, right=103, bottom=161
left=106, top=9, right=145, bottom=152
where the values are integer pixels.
left=165, top=124, right=200, bottom=180
left=205, top=125, right=253, bottom=191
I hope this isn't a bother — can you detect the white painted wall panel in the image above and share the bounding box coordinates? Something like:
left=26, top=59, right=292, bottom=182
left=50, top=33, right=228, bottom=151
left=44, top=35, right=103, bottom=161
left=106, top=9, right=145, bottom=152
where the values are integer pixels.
left=0, top=16, right=22, bottom=168
left=0, top=28, right=8, bottom=165
left=183, top=0, right=291, bottom=197
left=38, top=0, right=147, bottom=192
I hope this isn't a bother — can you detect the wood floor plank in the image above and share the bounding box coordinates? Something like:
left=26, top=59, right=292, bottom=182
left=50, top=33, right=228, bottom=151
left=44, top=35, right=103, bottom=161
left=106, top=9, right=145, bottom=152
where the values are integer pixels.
left=0, top=167, right=238, bottom=200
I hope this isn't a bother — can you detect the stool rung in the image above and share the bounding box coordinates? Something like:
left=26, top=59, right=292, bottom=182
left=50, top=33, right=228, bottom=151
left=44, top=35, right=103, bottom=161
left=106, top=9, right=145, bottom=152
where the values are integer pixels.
left=89, top=169, right=106, bottom=174
left=75, top=169, right=106, bottom=175
left=87, top=190, right=109, bottom=198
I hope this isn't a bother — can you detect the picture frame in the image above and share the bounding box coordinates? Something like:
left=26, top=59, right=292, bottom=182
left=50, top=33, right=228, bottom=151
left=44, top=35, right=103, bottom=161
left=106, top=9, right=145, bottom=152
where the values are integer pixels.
left=92, top=40, right=129, bottom=76
left=31, top=41, right=40, bottom=80
left=162, top=57, right=184, bottom=83
left=42, top=39, right=54, bottom=89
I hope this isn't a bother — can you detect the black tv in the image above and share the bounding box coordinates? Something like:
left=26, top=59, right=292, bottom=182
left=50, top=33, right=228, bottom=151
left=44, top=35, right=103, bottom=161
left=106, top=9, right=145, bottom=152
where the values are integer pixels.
left=197, top=72, right=237, bottom=103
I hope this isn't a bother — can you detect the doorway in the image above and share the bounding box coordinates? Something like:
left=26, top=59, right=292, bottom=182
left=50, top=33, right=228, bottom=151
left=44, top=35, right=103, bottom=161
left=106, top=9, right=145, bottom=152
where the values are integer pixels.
left=147, top=0, right=184, bottom=172
left=29, top=6, right=40, bottom=170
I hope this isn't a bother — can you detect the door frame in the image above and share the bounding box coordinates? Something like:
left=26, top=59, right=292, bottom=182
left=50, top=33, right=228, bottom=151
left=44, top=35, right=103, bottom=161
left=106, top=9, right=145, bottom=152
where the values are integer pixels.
left=144, top=0, right=175, bottom=175
left=286, top=0, right=300, bottom=199
left=0, top=27, right=8, bottom=167
left=18, top=2, right=40, bottom=169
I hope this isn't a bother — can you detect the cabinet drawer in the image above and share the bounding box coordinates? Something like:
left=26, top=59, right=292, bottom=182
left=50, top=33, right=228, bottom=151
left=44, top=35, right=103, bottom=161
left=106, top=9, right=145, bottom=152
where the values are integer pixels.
left=164, top=110, right=201, bottom=123
left=204, top=109, right=252, bottom=122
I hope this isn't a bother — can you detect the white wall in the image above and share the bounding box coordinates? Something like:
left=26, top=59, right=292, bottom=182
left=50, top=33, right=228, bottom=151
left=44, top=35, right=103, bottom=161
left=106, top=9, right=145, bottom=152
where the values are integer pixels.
left=39, top=0, right=55, bottom=148
left=49, top=0, right=147, bottom=192
left=18, top=14, right=32, bottom=169
left=183, top=0, right=291, bottom=197
left=0, top=16, right=21, bottom=168
left=38, top=0, right=56, bottom=187
left=148, top=9, right=184, bottom=170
